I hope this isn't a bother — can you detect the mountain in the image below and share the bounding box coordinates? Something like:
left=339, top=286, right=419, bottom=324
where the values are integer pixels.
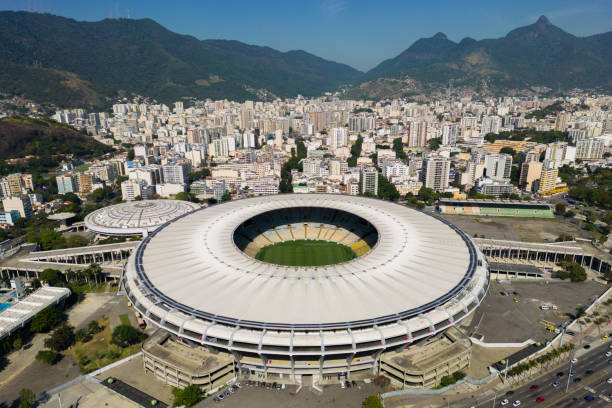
left=362, top=16, right=612, bottom=96
left=0, top=117, right=113, bottom=160
left=0, top=11, right=362, bottom=108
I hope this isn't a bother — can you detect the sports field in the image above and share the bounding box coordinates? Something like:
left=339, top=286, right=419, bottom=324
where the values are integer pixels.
left=255, top=239, right=355, bottom=266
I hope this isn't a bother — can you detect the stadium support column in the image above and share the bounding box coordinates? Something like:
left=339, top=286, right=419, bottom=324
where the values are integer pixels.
left=257, top=329, right=267, bottom=380
left=372, top=325, right=386, bottom=375
left=290, top=330, right=295, bottom=382
left=346, top=328, right=357, bottom=379
left=319, top=330, right=325, bottom=380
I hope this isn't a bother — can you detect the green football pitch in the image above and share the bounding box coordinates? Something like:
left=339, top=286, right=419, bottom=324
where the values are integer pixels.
left=255, top=240, right=355, bottom=267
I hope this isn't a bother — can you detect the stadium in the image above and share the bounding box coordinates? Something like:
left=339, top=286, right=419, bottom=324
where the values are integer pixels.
left=124, top=194, right=489, bottom=383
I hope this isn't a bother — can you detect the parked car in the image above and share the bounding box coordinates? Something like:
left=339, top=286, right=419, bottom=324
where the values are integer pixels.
left=530, top=385, right=539, bottom=390
left=536, top=397, right=545, bottom=403
left=512, top=401, right=521, bottom=407
left=584, top=395, right=595, bottom=401
left=500, top=399, right=509, bottom=406
left=552, top=381, right=560, bottom=387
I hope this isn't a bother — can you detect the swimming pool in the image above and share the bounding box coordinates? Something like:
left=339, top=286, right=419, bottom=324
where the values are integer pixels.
left=0, top=303, right=12, bottom=312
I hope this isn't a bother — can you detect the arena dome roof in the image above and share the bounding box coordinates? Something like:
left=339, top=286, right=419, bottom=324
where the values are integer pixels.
left=126, top=194, right=488, bottom=329
left=84, top=199, right=200, bottom=236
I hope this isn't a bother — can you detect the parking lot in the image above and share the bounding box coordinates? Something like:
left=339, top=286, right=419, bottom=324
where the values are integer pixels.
left=439, top=214, right=595, bottom=243
left=461, top=280, right=607, bottom=343
left=205, top=380, right=381, bottom=408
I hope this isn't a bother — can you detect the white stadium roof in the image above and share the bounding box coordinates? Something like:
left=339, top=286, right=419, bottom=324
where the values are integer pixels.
left=127, top=194, right=486, bottom=329
left=84, top=199, right=200, bottom=236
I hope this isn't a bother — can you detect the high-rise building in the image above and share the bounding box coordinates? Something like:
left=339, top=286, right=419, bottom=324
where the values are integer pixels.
left=576, top=137, right=605, bottom=159
left=519, top=161, right=543, bottom=192
left=2, top=195, right=32, bottom=218
left=56, top=174, right=76, bottom=195
left=75, top=173, right=94, bottom=194
left=6, top=174, right=24, bottom=196
left=360, top=168, right=379, bottom=196
left=481, top=115, right=502, bottom=135
left=162, top=163, right=190, bottom=185
left=538, top=166, right=559, bottom=193
left=554, top=112, right=571, bottom=131
left=331, top=128, right=346, bottom=148
left=422, top=157, right=450, bottom=191
left=484, top=154, right=512, bottom=181
left=121, top=180, right=152, bottom=201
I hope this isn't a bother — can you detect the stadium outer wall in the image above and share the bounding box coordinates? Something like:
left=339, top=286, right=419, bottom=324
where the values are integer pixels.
left=123, top=195, right=490, bottom=381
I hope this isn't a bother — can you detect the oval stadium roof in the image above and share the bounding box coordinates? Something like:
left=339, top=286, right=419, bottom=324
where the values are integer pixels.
left=129, top=194, right=484, bottom=328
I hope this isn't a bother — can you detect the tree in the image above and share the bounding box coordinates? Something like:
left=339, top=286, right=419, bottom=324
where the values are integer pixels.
left=111, top=324, right=143, bottom=347
left=555, top=203, right=566, bottom=216
left=440, top=375, right=456, bottom=387
left=575, top=306, right=586, bottom=318
left=418, top=187, right=435, bottom=204
left=127, top=149, right=135, bottom=161
left=32, top=229, right=65, bottom=250
left=427, top=137, right=442, bottom=151
left=66, top=234, right=88, bottom=248
left=36, top=349, right=60, bottom=365
left=18, top=388, right=36, bottom=408
left=40, top=268, right=62, bottom=286
left=84, top=263, right=103, bottom=284
left=363, top=395, right=384, bottom=408
left=221, top=192, right=232, bottom=202
left=174, top=192, right=195, bottom=202
left=88, top=319, right=102, bottom=334
left=393, top=137, right=407, bottom=159
left=44, top=323, right=75, bottom=352
left=30, top=306, right=63, bottom=333
left=568, top=263, right=587, bottom=282
left=92, top=186, right=113, bottom=202
left=172, top=385, right=202, bottom=407
left=555, top=233, right=574, bottom=242
left=452, top=371, right=467, bottom=381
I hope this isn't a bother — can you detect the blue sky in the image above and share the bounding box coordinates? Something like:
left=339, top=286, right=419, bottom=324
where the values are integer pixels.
left=2, top=0, right=611, bottom=71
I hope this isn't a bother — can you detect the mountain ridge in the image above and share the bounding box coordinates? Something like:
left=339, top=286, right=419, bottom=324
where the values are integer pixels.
left=361, top=15, right=612, bottom=96
left=0, top=11, right=362, bottom=107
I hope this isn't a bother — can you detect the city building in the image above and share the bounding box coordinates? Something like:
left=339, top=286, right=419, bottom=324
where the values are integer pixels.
left=576, top=137, right=605, bottom=159
left=360, top=167, right=379, bottom=195
left=56, top=174, right=75, bottom=195
left=474, top=178, right=513, bottom=197
left=422, top=157, right=450, bottom=191
left=2, top=195, right=33, bottom=218
left=484, top=154, right=512, bottom=181
left=519, top=161, right=543, bottom=192
left=538, top=166, right=559, bottom=194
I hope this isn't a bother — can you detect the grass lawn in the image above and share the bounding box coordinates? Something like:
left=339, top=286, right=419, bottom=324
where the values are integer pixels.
left=69, top=316, right=140, bottom=373
left=255, top=240, right=355, bottom=267
left=119, top=314, right=131, bottom=326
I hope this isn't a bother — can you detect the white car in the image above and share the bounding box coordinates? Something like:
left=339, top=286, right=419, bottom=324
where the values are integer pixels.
left=607, top=378, right=612, bottom=384
left=500, top=399, right=509, bottom=406
left=340, top=381, right=345, bottom=388
left=513, top=401, right=521, bottom=407
left=571, top=358, right=578, bottom=364
left=606, top=351, right=612, bottom=357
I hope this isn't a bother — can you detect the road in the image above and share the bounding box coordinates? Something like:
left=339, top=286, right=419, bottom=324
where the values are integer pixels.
left=471, top=342, right=612, bottom=408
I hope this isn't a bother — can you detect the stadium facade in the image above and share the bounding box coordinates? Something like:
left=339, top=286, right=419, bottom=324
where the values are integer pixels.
left=124, top=194, right=489, bottom=382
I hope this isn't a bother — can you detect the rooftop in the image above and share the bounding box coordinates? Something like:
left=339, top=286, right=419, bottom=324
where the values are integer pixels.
left=84, top=200, right=200, bottom=236
left=129, top=194, right=481, bottom=328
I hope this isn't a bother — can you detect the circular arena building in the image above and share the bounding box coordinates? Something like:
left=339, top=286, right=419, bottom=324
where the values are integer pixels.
left=84, top=199, right=200, bottom=237
left=124, top=194, right=489, bottom=382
